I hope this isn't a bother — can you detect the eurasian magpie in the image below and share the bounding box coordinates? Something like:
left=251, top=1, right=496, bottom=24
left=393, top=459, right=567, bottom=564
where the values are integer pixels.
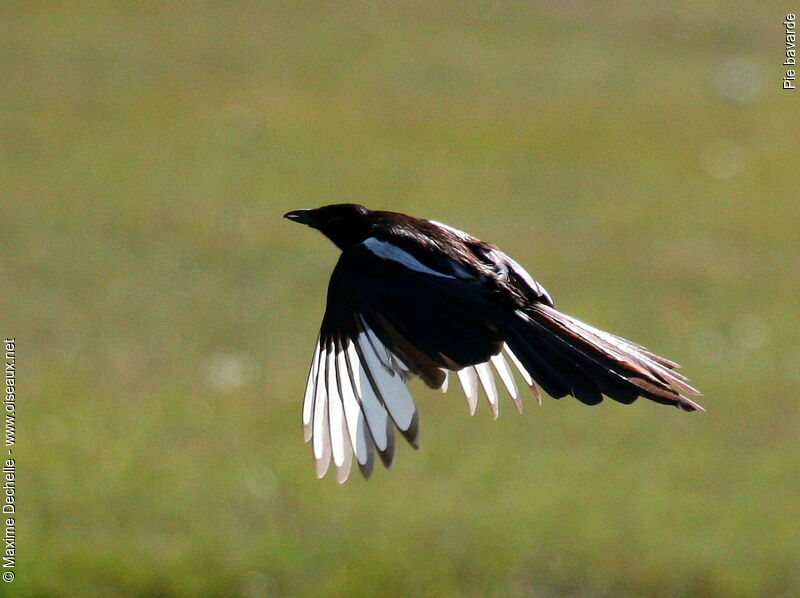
left=285, top=204, right=702, bottom=482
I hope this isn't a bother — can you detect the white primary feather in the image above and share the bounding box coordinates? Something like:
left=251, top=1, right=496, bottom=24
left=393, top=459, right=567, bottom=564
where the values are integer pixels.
left=337, top=348, right=370, bottom=465
left=503, top=343, right=541, bottom=404
left=503, top=344, right=533, bottom=386
left=312, top=344, right=331, bottom=477
left=326, top=349, right=347, bottom=467
left=304, top=304, right=558, bottom=481
left=361, top=322, right=410, bottom=377
left=356, top=330, right=416, bottom=431
left=475, top=362, right=499, bottom=418
left=491, top=353, right=521, bottom=413
left=456, top=367, right=479, bottom=415
left=450, top=348, right=539, bottom=416
left=345, top=341, right=390, bottom=451
left=334, top=411, right=353, bottom=484
left=312, top=344, right=328, bottom=459
left=302, top=339, right=321, bottom=442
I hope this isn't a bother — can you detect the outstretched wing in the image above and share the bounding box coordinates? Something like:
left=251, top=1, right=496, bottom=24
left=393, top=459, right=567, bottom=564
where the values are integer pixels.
left=301, top=239, right=536, bottom=482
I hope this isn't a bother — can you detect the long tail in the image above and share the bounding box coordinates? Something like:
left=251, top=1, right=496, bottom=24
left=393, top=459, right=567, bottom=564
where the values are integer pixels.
left=499, top=304, right=703, bottom=411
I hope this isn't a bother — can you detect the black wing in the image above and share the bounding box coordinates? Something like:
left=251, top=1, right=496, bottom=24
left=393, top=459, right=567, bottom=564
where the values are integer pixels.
left=302, top=240, right=539, bottom=481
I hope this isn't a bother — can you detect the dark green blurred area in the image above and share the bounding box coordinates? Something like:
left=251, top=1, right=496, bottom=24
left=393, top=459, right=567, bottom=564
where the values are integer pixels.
left=2, top=1, right=799, bottom=596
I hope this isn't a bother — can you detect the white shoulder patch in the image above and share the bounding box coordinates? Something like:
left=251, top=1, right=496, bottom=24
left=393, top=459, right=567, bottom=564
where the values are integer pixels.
left=363, top=237, right=452, bottom=278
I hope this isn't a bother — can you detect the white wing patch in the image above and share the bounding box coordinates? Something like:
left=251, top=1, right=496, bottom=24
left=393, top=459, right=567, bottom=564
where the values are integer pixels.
left=346, top=340, right=390, bottom=452
left=301, top=324, right=419, bottom=483
left=456, top=367, right=479, bottom=415
left=357, top=330, right=416, bottom=432
left=475, top=362, right=499, bottom=419
left=312, top=344, right=331, bottom=477
left=453, top=344, right=541, bottom=414
left=491, top=353, right=521, bottom=413
left=504, top=343, right=541, bottom=404
left=336, top=350, right=370, bottom=466
left=326, top=349, right=346, bottom=467
left=302, top=338, right=320, bottom=442
left=301, top=332, right=540, bottom=482
left=363, top=237, right=453, bottom=279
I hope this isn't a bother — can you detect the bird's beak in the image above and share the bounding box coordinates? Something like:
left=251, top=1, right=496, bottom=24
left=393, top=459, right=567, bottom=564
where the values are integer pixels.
left=283, top=209, right=317, bottom=227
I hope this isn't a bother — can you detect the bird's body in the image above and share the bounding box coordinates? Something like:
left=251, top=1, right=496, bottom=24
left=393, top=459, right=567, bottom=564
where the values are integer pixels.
left=285, top=204, right=702, bottom=482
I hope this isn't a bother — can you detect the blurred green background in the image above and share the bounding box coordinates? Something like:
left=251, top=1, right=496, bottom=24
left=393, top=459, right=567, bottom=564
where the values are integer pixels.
left=3, top=1, right=799, bottom=597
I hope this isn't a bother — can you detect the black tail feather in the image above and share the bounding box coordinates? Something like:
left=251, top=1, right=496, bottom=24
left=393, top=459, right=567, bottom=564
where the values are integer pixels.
left=499, top=305, right=703, bottom=411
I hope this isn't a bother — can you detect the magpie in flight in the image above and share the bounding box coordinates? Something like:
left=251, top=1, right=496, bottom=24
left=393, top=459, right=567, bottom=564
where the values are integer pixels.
left=285, top=204, right=702, bottom=482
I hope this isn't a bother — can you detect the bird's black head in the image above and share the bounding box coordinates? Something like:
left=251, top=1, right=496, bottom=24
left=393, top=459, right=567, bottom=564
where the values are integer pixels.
left=284, top=204, right=372, bottom=250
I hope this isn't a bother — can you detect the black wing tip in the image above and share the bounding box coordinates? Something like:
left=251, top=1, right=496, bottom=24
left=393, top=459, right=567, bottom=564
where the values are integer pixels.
left=400, top=411, right=420, bottom=449
left=358, top=458, right=375, bottom=480
left=378, top=427, right=396, bottom=469
left=677, top=395, right=705, bottom=412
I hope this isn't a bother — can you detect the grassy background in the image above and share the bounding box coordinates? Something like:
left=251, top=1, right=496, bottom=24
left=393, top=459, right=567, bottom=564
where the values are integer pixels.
left=3, top=2, right=799, bottom=596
